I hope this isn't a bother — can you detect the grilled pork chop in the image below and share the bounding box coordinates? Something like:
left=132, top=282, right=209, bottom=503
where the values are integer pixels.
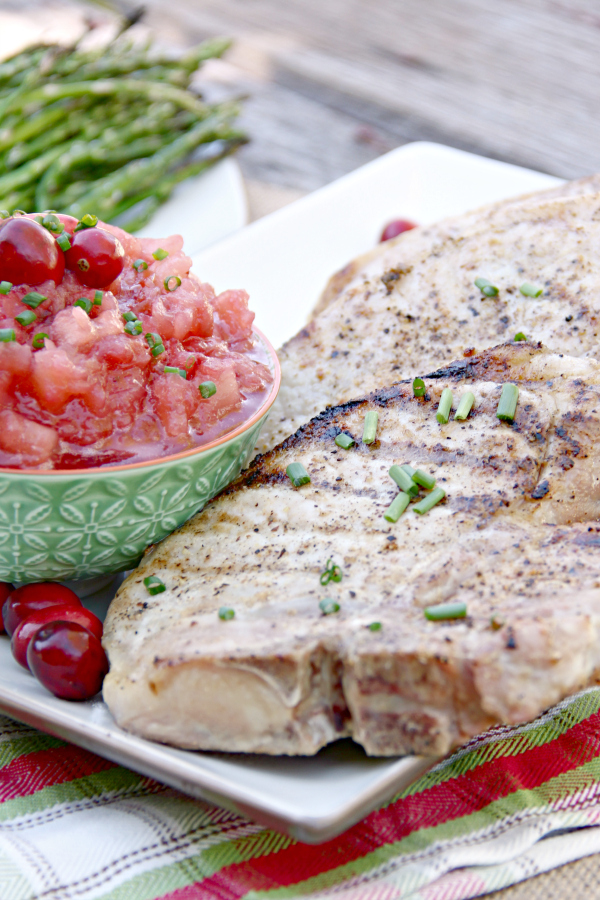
left=103, top=342, right=600, bottom=756
left=258, top=180, right=600, bottom=453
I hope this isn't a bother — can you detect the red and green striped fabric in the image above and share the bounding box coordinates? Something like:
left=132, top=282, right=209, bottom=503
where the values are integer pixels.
left=2, top=688, right=600, bottom=899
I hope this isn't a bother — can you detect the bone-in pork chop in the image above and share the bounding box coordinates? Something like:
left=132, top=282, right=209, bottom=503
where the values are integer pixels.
left=258, top=179, right=600, bottom=453
left=103, top=342, right=600, bottom=756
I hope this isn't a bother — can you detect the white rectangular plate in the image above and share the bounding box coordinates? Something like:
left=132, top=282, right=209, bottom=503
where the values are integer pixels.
left=0, top=143, right=563, bottom=843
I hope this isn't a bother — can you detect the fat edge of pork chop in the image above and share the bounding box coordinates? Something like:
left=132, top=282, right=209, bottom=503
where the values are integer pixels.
left=104, top=343, right=600, bottom=756
left=258, top=182, right=600, bottom=453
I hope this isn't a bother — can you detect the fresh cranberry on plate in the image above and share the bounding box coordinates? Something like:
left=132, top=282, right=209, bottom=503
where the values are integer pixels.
left=3, top=582, right=81, bottom=636
left=0, top=216, right=65, bottom=285
left=11, top=605, right=103, bottom=670
left=27, top=620, right=108, bottom=700
left=0, top=583, right=13, bottom=633
left=64, top=226, right=125, bottom=288
left=379, top=219, right=418, bottom=242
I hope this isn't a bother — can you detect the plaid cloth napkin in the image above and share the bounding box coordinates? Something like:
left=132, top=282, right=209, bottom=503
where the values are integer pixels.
left=2, top=688, right=600, bottom=900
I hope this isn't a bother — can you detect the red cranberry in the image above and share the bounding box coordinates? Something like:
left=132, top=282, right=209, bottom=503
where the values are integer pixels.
left=0, top=216, right=64, bottom=285
left=11, top=605, right=103, bottom=670
left=3, top=582, right=81, bottom=636
left=0, top=583, right=13, bottom=634
left=27, top=621, right=108, bottom=700
left=379, top=219, right=418, bottom=242
left=64, top=227, right=124, bottom=289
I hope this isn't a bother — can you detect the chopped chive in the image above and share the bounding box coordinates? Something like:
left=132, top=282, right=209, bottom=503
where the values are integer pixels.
left=0, top=210, right=9, bottom=219
left=0, top=328, right=15, bottom=342
left=454, top=391, right=475, bottom=421
left=74, top=297, right=93, bottom=314
left=93, top=290, right=103, bottom=305
left=152, top=248, right=169, bottom=260
left=74, top=213, right=98, bottom=231
left=335, top=432, right=354, bottom=449
left=362, top=409, right=379, bottom=444
left=151, top=342, right=165, bottom=357
left=514, top=332, right=527, bottom=341
left=412, top=468, right=436, bottom=489
left=15, top=309, right=36, bottom=327
left=413, top=377, right=426, bottom=397
left=475, top=276, right=499, bottom=297
left=199, top=380, right=217, bottom=398
left=319, top=598, right=340, bottom=615
left=436, top=388, right=453, bottom=424
left=383, top=491, right=410, bottom=522
left=33, top=214, right=44, bottom=225
left=21, top=292, right=46, bottom=309
left=286, top=462, right=310, bottom=487
left=143, top=575, right=166, bottom=595
left=32, top=332, right=49, bottom=349
left=12, top=210, right=26, bottom=216
left=400, top=464, right=416, bottom=478
left=145, top=332, right=162, bottom=348
left=0, top=281, right=12, bottom=294
left=164, top=365, right=186, bottom=378
left=496, top=383, right=519, bottom=422
left=164, top=274, right=182, bottom=292
left=519, top=282, right=543, bottom=298
left=218, top=606, right=235, bottom=620
left=122, top=311, right=138, bottom=322
left=320, top=559, right=342, bottom=585
left=56, top=231, right=71, bottom=251
left=389, top=464, right=419, bottom=496
left=424, top=601, right=467, bottom=621
left=124, top=320, right=143, bottom=335
left=133, top=259, right=148, bottom=272
left=413, top=487, right=446, bottom=515
left=368, top=621, right=382, bottom=631
left=41, top=213, right=63, bottom=235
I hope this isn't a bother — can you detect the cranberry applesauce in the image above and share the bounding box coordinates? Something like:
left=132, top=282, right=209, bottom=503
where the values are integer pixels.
left=0, top=212, right=273, bottom=469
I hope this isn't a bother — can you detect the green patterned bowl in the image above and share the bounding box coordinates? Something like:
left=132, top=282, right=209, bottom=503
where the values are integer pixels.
left=0, top=330, right=280, bottom=584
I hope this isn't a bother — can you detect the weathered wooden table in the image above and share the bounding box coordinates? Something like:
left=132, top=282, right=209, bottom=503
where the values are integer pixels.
left=2, top=0, right=600, bottom=894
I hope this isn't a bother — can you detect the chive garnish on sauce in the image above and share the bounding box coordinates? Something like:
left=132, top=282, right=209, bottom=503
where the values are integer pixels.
left=436, top=388, right=453, bottom=424
left=164, top=275, right=182, bottom=292
left=424, top=601, right=467, bottom=621
left=335, top=432, right=354, bottom=449
left=199, top=380, right=217, bottom=398
left=219, top=607, right=235, bottom=620
left=32, top=332, right=49, bottom=349
left=413, top=377, right=426, bottom=397
left=41, top=213, right=63, bottom=235
left=454, top=392, right=475, bottom=421
left=143, top=575, right=166, bottom=595
left=400, top=464, right=416, bottom=478
left=519, top=283, right=542, bottom=298
left=319, top=598, right=340, bottom=615
left=75, top=213, right=98, bottom=231
left=389, top=464, right=418, bottom=496
left=56, top=231, right=71, bottom=251
left=152, top=248, right=169, bottom=260
left=21, top=292, right=46, bottom=309
left=133, top=259, right=148, bottom=272
left=496, top=383, right=519, bottom=422
left=164, top=365, right=186, bottom=378
left=383, top=491, right=410, bottom=522
left=286, top=462, right=310, bottom=487
left=15, top=309, right=36, bottom=327
left=368, top=622, right=382, bottom=631
left=514, top=332, right=527, bottom=341
left=122, top=311, right=137, bottom=322
left=412, top=468, right=436, bottom=490
left=362, top=410, right=379, bottom=444
left=413, top=487, right=446, bottom=515
left=93, top=290, right=103, bottom=305
left=75, top=297, right=93, bottom=314
left=0, top=281, right=12, bottom=294
left=0, top=328, right=15, bottom=342
left=475, top=277, right=499, bottom=297
left=0, top=210, right=9, bottom=219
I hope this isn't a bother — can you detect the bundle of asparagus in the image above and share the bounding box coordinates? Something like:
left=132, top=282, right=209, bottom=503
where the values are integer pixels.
left=0, top=32, right=246, bottom=230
